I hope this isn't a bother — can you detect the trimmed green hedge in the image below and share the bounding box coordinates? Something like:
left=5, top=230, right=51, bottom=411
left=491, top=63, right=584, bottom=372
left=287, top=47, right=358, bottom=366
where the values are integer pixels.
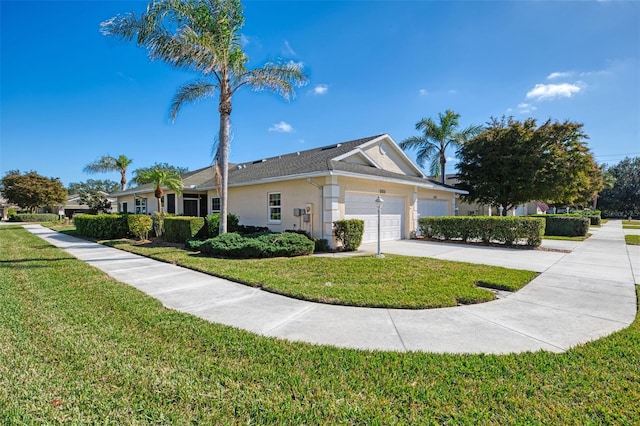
left=164, top=216, right=206, bottom=243
left=193, top=232, right=314, bottom=258
left=333, top=219, right=364, bottom=251
left=10, top=213, right=58, bottom=222
left=418, top=216, right=546, bottom=247
left=529, top=215, right=589, bottom=237
left=574, top=210, right=601, bottom=226
left=206, top=213, right=239, bottom=237
left=74, top=214, right=129, bottom=239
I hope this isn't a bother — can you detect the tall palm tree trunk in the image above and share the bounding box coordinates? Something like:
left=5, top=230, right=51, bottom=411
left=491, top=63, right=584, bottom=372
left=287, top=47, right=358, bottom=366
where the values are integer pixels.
left=120, top=171, right=127, bottom=191
left=439, top=151, right=446, bottom=184
left=218, top=87, right=232, bottom=235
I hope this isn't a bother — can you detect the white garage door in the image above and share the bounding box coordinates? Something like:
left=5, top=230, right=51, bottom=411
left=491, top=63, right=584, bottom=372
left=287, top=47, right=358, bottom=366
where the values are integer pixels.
left=418, top=199, right=449, bottom=218
left=345, top=193, right=405, bottom=243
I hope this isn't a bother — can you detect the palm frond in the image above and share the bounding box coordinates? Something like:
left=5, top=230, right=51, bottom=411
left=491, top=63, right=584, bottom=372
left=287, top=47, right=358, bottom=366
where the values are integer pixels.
left=235, top=61, right=308, bottom=100
left=170, top=80, right=216, bottom=121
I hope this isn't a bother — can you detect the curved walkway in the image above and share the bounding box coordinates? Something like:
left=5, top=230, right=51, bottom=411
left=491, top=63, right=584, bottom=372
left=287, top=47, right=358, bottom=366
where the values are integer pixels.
left=24, top=221, right=637, bottom=354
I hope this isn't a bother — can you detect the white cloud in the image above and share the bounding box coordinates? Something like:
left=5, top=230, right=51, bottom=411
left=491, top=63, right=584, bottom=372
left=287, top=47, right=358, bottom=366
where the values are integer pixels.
left=517, top=103, right=537, bottom=114
left=526, top=83, right=583, bottom=101
left=547, top=71, right=574, bottom=80
left=313, top=84, right=328, bottom=95
left=418, top=89, right=428, bottom=96
left=240, top=34, right=250, bottom=46
left=269, top=121, right=294, bottom=133
left=283, top=40, right=296, bottom=56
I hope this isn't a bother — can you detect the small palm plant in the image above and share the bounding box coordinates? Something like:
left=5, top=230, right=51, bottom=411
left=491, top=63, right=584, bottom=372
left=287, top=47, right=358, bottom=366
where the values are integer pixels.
left=132, top=167, right=184, bottom=237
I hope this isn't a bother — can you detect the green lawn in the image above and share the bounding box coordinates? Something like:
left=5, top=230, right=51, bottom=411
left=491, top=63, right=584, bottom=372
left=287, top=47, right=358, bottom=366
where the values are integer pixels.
left=625, top=235, right=640, bottom=245
left=1, top=225, right=639, bottom=424
left=101, top=238, right=535, bottom=309
left=543, top=234, right=590, bottom=242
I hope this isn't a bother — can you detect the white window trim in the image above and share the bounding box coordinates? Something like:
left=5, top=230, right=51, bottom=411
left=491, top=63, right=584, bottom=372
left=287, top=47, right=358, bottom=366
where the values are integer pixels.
left=135, top=197, right=147, bottom=214
left=267, top=192, right=281, bottom=223
left=211, top=197, right=221, bottom=213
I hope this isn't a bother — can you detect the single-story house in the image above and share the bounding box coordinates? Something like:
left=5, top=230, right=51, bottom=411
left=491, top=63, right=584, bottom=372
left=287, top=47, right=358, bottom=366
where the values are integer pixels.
left=113, top=134, right=467, bottom=247
left=63, top=192, right=117, bottom=217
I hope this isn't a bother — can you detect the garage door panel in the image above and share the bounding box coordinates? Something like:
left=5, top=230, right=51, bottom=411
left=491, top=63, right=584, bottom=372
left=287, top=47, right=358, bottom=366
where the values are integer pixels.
left=345, top=193, right=405, bottom=243
left=418, top=199, right=449, bottom=217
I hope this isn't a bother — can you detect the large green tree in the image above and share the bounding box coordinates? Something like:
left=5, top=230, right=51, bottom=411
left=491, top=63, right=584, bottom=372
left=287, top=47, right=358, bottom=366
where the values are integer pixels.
left=67, top=179, right=121, bottom=195
left=101, top=0, right=307, bottom=234
left=1, top=170, right=67, bottom=212
left=400, top=110, right=482, bottom=184
left=598, top=157, right=640, bottom=216
left=83, top=155, right=133, bottom=191
left=457, top=117, right=603, bottom=215
left=131, top=163, right=189, bottom=182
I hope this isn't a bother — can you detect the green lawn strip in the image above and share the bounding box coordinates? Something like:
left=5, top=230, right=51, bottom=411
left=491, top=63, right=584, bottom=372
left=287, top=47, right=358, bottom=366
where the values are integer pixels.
left=625, top=235, right=640, bottom=245
left=623, top=225, right=640, bottom=230
left=622, top=220, right=640, bottom=226
left=1, top=225, right=639, bottom=424
left=543, top=234, right=590, bottom=242
left=102, top=239, right=535, bottom=308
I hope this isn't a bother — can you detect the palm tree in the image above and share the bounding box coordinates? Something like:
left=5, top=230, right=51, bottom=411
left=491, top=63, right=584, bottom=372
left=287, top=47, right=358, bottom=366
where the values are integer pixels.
left=131, top=167, right=184, bottom=214
left=101, top=0, right=307, bottom=234
left=83, top=155, right=133, bottom=191
left=132, top=166, right=184, bottom=236
left=400, top=110, right=482, bottom=184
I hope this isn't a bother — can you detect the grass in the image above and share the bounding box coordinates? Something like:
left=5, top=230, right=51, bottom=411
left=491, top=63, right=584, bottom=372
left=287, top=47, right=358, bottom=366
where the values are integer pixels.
left=543, top=234, right=590, bottom=241
left=625, top=235, right=640, bottom=245
left=1, top=225, right=639, bottom=424
left=623, top=220, right=640, bottom=225
left=101, top=238, right=535, bottom=309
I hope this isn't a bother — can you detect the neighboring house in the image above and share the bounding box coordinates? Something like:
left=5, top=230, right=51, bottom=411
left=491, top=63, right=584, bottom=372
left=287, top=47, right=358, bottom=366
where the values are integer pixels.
left=445, top=174, right=548, bottom=216
left=63, top=192, right=117, bottom=217
left=113, top=134, right=467, bottom=246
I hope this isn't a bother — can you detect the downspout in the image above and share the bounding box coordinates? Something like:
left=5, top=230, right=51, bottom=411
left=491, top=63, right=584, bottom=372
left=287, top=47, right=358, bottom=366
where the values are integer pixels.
left=307, top=178, right=324, bottom=241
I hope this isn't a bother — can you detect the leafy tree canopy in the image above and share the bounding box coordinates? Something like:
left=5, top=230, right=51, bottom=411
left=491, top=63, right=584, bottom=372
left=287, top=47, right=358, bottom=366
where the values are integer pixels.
left=131, top=163, right=188, bottom=187
left=456, top=117, right=603, bottom=214
left=83, top=154, right=133, bottom=191
left=1, top=170, right=67, bottom=212
left=68, top=179, right=120, bottom=195
left=598, top=157, right=640, bottom=216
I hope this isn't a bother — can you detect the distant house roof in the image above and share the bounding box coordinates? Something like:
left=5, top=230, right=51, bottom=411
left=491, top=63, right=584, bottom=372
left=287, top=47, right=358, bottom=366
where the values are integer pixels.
left=114, top=134, right=466, bottom=196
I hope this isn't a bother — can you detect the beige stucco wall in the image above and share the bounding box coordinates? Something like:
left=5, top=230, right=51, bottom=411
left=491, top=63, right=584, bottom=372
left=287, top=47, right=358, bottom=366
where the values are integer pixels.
left=225, top=180, right=323, bottom=237
left=362, top=141, right=420, bottom=177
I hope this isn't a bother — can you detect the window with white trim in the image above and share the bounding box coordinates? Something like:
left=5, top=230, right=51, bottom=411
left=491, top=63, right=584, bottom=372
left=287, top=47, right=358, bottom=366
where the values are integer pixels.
left=135, top=197, right=147, bottom=214
left=268, top=192, right=281, bottom=222
left=211, top=197, right=221, bottom=213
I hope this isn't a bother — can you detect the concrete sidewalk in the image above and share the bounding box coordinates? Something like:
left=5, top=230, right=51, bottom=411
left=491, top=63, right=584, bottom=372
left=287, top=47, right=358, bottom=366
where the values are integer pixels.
left=24, top=221, right=637, bottom=354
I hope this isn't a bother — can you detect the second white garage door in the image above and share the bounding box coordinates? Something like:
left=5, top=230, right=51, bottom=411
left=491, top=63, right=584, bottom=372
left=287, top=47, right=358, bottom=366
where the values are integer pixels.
left=344, top=193, right=405, bottom=243
left=418, top=199, right=449, bottom=217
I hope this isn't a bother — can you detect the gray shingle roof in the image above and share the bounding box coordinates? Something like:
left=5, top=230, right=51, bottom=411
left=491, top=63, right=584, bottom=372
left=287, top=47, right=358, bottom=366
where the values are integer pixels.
left=116, top=134, right=463, bottom=194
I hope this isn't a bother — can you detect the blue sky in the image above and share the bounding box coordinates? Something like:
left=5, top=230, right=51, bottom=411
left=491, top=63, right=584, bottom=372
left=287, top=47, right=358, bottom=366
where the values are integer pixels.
left=1, top=0, right=639, bottom=187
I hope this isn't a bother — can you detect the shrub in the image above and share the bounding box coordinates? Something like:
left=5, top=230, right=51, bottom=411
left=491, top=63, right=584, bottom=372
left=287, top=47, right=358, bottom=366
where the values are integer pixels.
left=530, top=215, right=589, bottom=237
left=198, top=232, right=314, bottom=258
left=418, top=216, right=545, bottom=247
left=574, top=210, right=602, bottom=226
left=128, top=215, right=153, bottom=241
left=74, top=213, right=129, bottom=239
left=285, top=229, right=330, bottom=253
left=333, top=219, right=364, bottom=251
left=7, top=208, right=16, bottom=218
left=10, top=213, right=58, bottom=222
left=164, top=216, right=206, bottom=243
left=206, top=213, right=239, bottom=237
left=237, top=224, right=270, bottom=235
